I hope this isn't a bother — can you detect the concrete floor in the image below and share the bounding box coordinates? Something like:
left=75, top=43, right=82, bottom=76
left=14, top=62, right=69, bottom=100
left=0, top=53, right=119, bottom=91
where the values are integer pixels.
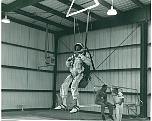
left=2, top=110, right=150, bottom=121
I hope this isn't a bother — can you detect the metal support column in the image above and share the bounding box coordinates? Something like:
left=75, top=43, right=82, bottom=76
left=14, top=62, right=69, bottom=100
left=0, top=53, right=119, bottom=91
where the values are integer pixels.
left=52, top=34, right=58, bottom=108
left=140, top=21, right=148, bottom=118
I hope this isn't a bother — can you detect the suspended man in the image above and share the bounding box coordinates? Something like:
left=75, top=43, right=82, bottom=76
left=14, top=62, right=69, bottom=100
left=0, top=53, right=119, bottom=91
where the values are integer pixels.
left=55, top=43, right=91, bottom=113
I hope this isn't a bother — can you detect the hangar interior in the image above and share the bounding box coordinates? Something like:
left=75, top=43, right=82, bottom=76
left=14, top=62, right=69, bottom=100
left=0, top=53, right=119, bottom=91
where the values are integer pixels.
left=1, top=0, right=151, bottom=120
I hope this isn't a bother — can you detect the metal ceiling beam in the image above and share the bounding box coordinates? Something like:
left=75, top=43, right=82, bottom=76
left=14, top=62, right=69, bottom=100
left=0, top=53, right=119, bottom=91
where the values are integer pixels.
left=57, top=0, right=103, bottom=20
left=2, top=3, right=71, bottom=30
left=15, top=9, right=70, bottom=30
left=33, top=3, right=86, bottom=25
left=99, top=0, right=122, bottom=13
left=1, top=14, right=56, bottom=34
left=2, top=0, right=44, bottom=12
left=131, top=0, right=144, bottom=8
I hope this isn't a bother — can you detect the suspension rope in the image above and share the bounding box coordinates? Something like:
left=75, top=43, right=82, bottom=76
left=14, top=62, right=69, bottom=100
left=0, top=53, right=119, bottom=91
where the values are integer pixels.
left=74, top=17, right=76, bottom=44
left=85, top=10, right=96, bottom=70
left=93, top=72, right=106, bottom=85
left=84, top=11, right=90, bottom=48
left=76, top=19, right=83, bottom=43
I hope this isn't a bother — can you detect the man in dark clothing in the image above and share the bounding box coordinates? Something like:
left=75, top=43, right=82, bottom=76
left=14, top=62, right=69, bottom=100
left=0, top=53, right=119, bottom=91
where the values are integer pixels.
left=95, top=84, right=114, bottom=120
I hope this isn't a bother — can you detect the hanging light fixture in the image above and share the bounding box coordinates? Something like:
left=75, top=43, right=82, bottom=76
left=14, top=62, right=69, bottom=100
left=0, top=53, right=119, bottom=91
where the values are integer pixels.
left=2, top=15, right=10, bottom=24
left=107, top=0, right=117, bottom=16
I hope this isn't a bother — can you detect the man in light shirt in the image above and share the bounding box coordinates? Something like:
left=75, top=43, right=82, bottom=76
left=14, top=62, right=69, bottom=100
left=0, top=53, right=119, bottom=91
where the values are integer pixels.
left=112, top=88, right=124, bottom=121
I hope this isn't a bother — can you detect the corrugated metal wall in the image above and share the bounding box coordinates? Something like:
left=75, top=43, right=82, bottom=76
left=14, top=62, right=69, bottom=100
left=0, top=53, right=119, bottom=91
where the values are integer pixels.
left=147, top=22, right=151, bottom=117
left=1, top=22, right=54, bottom=110
left=2, top=21, right=150, bottom=116
left=57, top=24, right=141, bottom=115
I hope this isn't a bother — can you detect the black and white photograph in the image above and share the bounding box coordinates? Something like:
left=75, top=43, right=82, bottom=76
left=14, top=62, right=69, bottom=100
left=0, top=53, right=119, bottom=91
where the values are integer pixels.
left=1, top=0, right=151, bottom=121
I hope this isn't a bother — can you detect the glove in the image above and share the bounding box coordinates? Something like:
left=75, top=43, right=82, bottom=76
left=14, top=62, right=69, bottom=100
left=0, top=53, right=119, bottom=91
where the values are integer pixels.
left=67, top=57, right=73, bottom=61
left=78, top=54, right=85, bottom=60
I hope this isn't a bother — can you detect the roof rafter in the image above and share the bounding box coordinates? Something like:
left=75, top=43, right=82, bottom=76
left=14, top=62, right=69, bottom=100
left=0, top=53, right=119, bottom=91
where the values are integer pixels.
left=2, top=13, right=56, bottom=34
left=2, top=3, right=71, bottom=30
left=131, top=0, right=144, bottom=8
left=2, top=0, right=45, bottom=12
left=57, top=0, right=104, bottom=20
left=15, top=9, right=70, bottom=30
left=33, top=3, right=86, bottom=25
left=99, top=0, right=122, bottom=13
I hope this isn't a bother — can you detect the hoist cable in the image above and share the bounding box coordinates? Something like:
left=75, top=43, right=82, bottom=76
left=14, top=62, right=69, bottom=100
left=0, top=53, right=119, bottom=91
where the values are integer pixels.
left=84, top=10, right=96, bottom=70
left=74, top=17, right=76, bottom=45
left=95, top=24, right=140, bottom=70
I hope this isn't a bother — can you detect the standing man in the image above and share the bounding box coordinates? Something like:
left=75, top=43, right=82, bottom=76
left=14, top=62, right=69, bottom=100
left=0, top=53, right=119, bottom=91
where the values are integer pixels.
left=55, top=43, right=91, bottom=113
left=95, top=84, right=114, bottom=120
left=112, top=88, right=124, bottom=121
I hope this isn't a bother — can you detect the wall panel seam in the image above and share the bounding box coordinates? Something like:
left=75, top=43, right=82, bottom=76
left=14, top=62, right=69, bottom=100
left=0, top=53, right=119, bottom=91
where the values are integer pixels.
left=57, top=43, right=141, bottom=54
left=55, top=90, right=140, bottom=95
left=2, top=89, right=53, bottom=92
left=57, top=68, right=141, bottom=73
left=2, top=65, right=54, bottom=73
left=2, top=41, right=55, bottom=54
